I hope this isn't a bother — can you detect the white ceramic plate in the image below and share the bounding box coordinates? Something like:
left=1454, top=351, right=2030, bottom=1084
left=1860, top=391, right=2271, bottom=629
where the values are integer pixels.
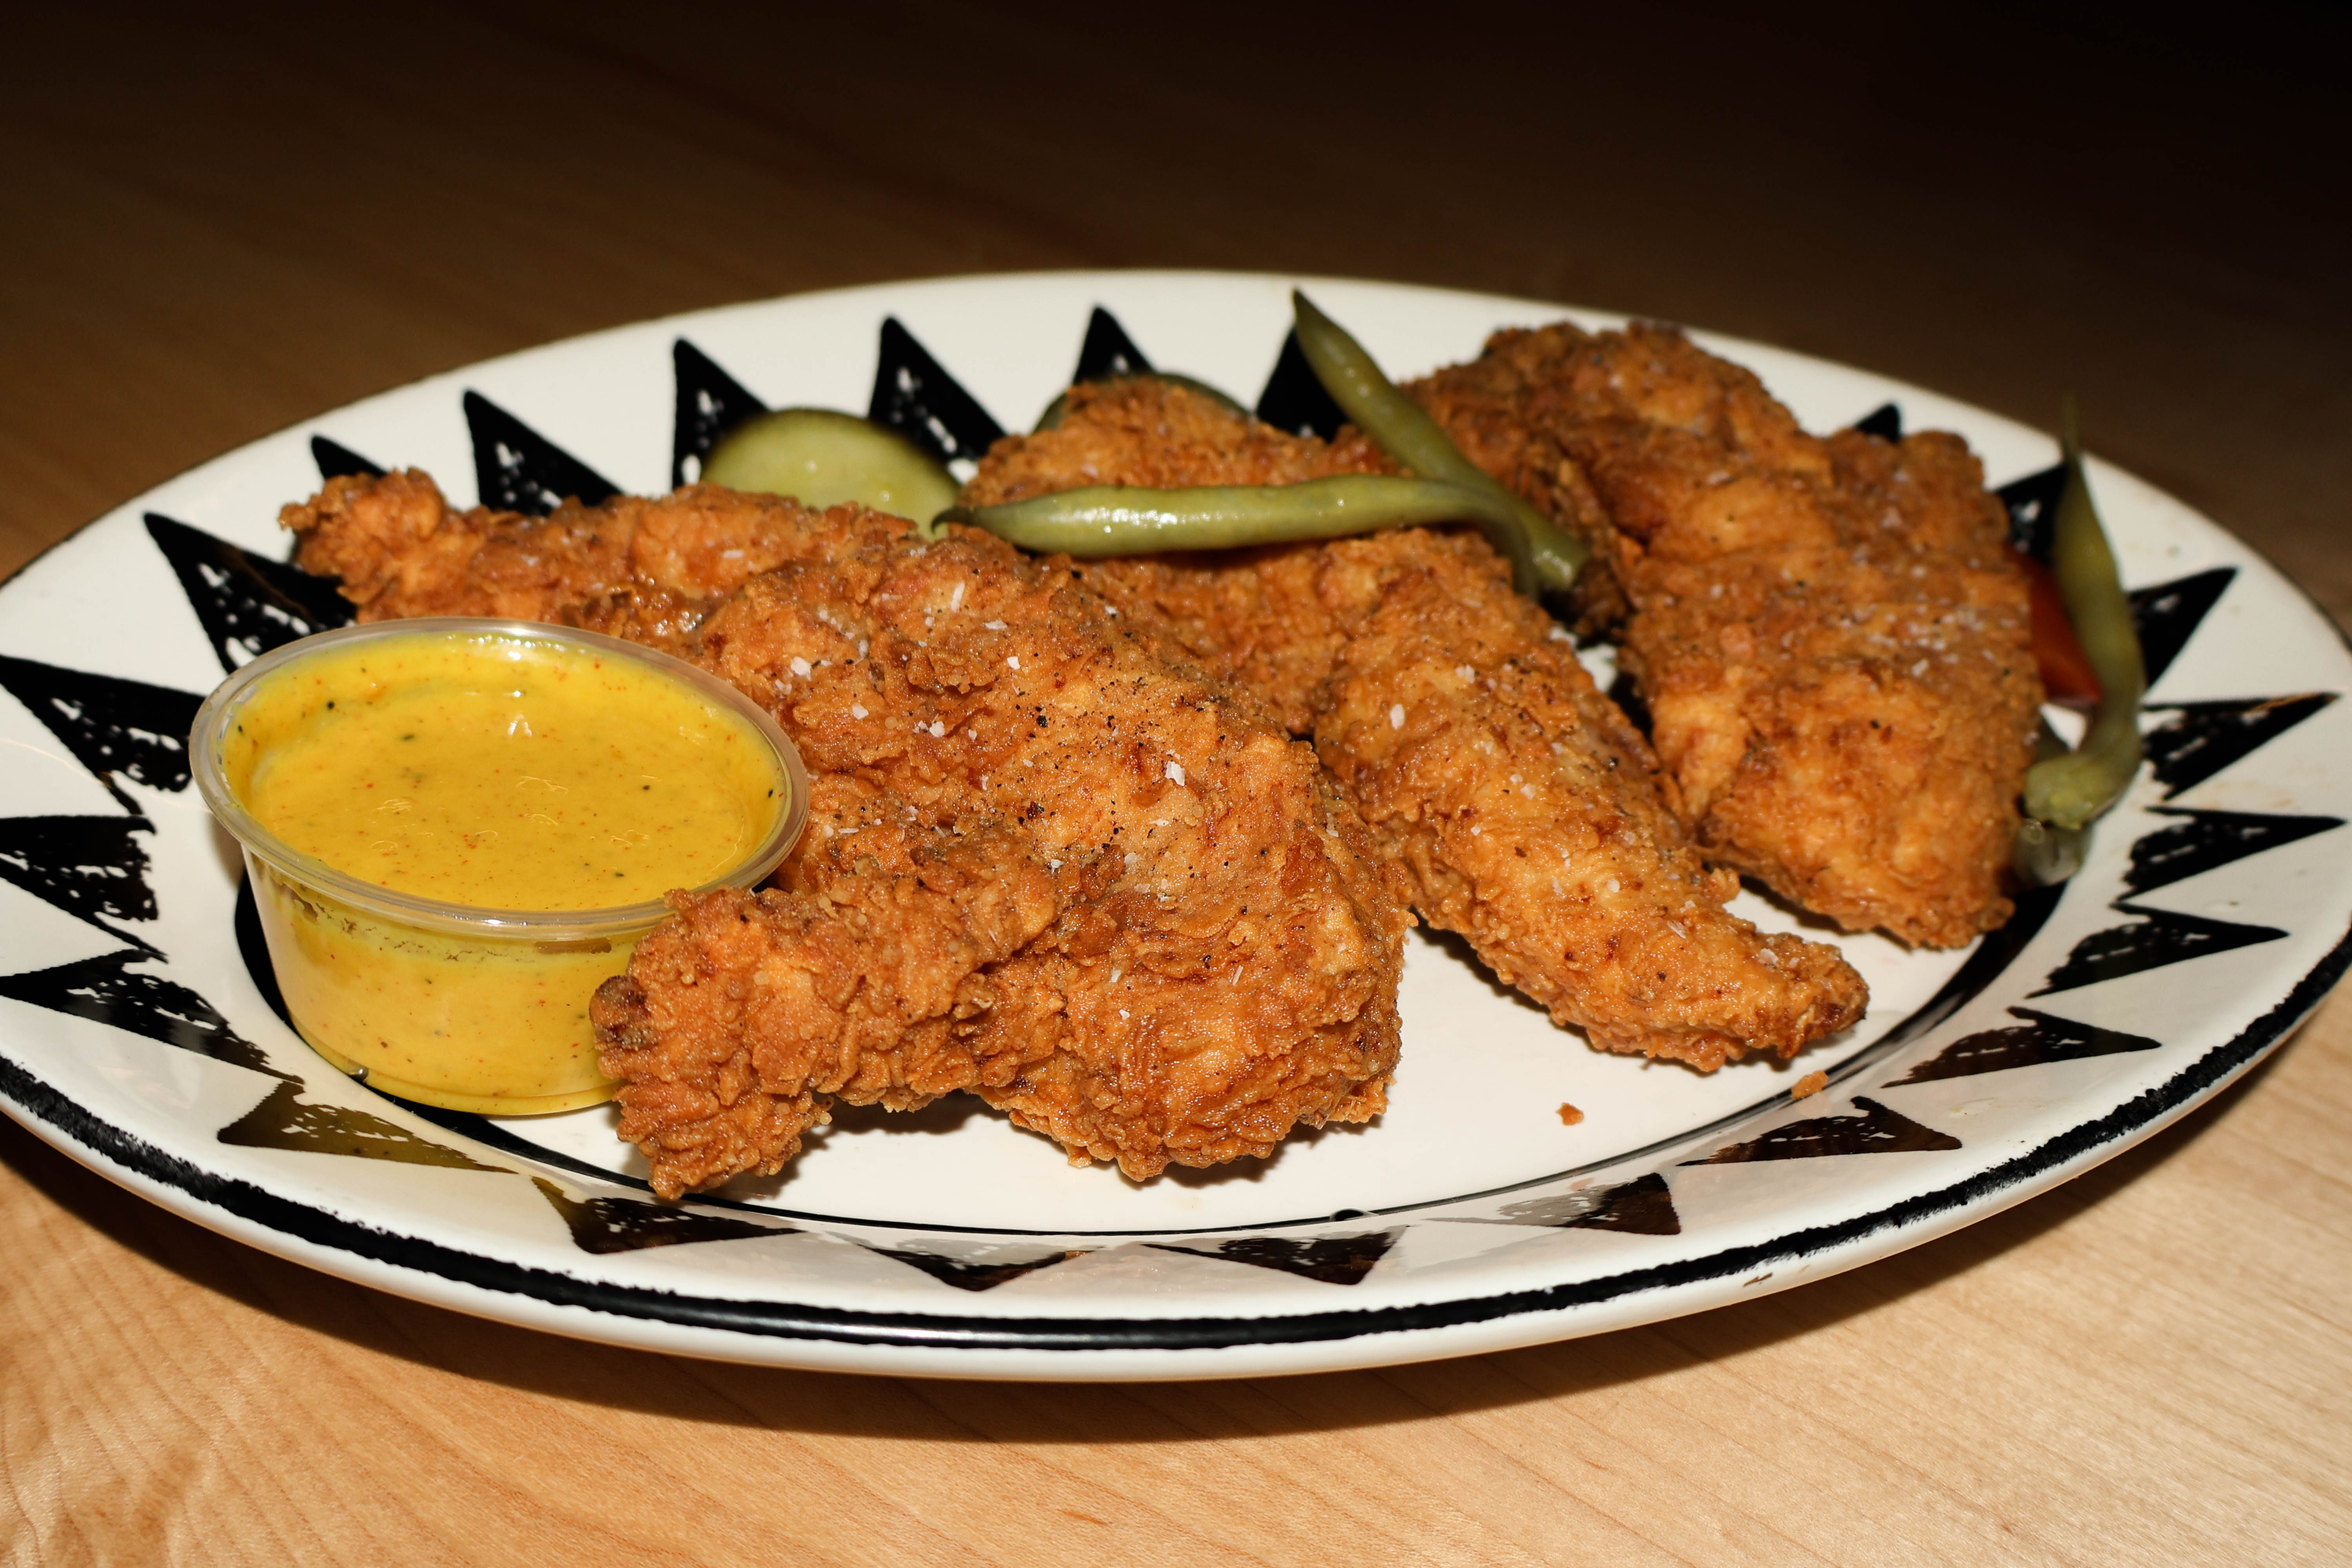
left=3, top=272, right=2346, bottom=1381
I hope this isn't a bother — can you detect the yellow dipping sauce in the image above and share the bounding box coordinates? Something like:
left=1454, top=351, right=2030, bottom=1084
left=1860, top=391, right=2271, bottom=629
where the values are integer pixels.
left=196, top=621, right=805, bottom=1116
left=240, top=636, right=779, bottom=910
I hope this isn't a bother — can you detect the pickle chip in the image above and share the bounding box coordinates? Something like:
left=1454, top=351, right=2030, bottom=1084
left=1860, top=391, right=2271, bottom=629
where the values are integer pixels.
left=701, top=408, right=960, bottom=521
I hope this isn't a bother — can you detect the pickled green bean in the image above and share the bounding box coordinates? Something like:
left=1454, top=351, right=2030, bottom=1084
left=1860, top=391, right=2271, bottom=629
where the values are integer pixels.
left=2013, top=719, right=2087, bottom=884
left=931, top=475, right=1542, bottom=575
left=2022, top=402, right=2146, bottom=836
left=1290, top=290, right=1586, bottom=596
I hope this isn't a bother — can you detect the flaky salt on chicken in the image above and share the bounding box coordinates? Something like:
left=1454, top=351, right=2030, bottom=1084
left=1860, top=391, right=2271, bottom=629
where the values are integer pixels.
left=967, top=379, right=1867, bottom=1069
left=285, top=472, right=1410, bottom=1196
left=1410, top=323, right=2043, bottom=947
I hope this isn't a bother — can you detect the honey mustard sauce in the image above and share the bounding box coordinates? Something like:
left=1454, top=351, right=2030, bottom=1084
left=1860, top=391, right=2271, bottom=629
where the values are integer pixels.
left=241, top=636, right=777, bottom=909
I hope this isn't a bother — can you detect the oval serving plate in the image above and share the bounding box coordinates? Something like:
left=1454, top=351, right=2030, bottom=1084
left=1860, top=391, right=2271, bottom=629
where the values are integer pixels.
left=2, top=271, right=2345, bottom=1381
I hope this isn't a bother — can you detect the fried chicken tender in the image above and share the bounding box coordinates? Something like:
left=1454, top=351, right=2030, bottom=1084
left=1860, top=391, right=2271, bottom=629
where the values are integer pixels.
left=1409, top=323, right=2043, bottom=947
left=593, top=805, right=1061, bottom=1195
left=284, top=466, right=886, bottom=652
left=967, top=379, right=1866, bottom=1068
left=285, top=472, right=1410, bottom=1196
left=970, top=378, right=1393, bottom=731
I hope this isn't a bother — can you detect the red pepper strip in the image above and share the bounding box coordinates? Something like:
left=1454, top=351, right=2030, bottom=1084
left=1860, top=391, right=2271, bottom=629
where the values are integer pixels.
left=2011, top=543, right=2101, bottom=708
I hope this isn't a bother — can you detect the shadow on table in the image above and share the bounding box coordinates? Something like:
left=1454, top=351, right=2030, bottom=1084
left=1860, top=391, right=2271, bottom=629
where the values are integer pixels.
left=0, top=1046, right=2283, bottom=1443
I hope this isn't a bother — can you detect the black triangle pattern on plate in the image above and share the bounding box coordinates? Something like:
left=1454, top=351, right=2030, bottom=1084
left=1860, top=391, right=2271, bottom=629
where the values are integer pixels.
left=463, top=390, right=619, bottom=515
left=218, top=1080, right=505, bottom=1169
left=1887, top=1006, right=2161, bottom=1085
left=1253, top=328, right=1346, bottom=441
left=1854, top=402, right=1902, bottom=441
left=671, top=338, right=768, bottom=489
left=0, top=815, right=160, bottom=949
left=866, top=318, right=1005, bottom=466
left=866, top=1243, right=1085, bottom=1292
left=532, top=1178, right=789, bottom=1254
left=2130, top=567, right=2234, bottom=690
left=1490, top=1172, right=1681, bottom=1234
left=2142, top=693, right=2337, bottom=799
left=0, top=951, right=285, bottom=1079
left=0, top=655, right=201, bottom=795
left=145, top=514, right=356, bottom=674
left=1150, top=1229, right=1401, bottom=1286
left=1997, top=461, right=2067, bottom=561
left=398, top=1098, right=638, bottom=1191
left=1685, top=1097, right=1961, bottom=1164
left=1073, top=306, right=1152, bottom=383
left=2031, top=901, right=2285, bottom=996
left=2125, top=806, right=2343, bottom=894
left=310, top=435, right=385, bottom=481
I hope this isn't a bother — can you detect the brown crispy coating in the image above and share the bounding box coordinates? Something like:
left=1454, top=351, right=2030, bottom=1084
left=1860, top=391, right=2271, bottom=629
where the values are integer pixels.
left=283, top=470, right=899, bottom=652
left=965, top=378, right=1389, bottom=731
left=974, top=377, right=1394, bottom=503
left=1411, top=323, right=2044, bottom=947
left=968, top=379, right=1867, bottom=1067
left=593, top=802, right=1062, bottom=1191
left=286, top=473, right=1410, bottom=1196
left=1311, top=534, right=1866, bottom=1065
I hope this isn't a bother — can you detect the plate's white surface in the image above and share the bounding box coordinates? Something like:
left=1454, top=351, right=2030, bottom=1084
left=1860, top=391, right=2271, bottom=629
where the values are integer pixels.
left=2, top=271, right=2345, bottom=1380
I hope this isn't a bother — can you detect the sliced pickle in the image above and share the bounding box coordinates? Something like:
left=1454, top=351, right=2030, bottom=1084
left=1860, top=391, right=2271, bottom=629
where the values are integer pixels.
left=1033, top=373, right=1247, bottom=432
left=700, top=409, right=959, bottom=521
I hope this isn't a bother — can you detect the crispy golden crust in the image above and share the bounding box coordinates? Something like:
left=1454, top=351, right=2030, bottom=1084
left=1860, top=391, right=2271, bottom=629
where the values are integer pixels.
left=967, top=379, right=1867, bottom=1067
left=966, top=379, right=1392, bottom=733
left=1411, top=323, right=2044, bottom=947
left=592, top=804, right=1062, bottom=1191
left=1310, top=532, right=1866, bottom=1065
left=970, top=378, right=1393, bottom=503
left=282, top=471, right=893, bottom=650
left=287, top=474, right=1410, bottom=1196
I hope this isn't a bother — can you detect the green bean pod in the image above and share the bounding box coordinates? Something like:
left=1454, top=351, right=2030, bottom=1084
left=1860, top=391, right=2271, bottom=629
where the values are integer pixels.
left=2013, top=719, right=2087, bottom=884
left=1290, top=290, right=1587, bottom=596
left=931, top=475, right=1542, bottom=579
left=2022, top=403, right=2147, bottom=837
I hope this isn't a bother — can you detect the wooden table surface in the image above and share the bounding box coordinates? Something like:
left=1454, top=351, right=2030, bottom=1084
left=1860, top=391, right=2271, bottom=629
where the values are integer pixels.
left=6, top=5, right=2350, bottom=1563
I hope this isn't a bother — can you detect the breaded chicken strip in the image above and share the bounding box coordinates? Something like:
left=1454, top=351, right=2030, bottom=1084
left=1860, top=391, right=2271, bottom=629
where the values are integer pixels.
left=967, top=379, right=1866, bottom=1068
left=285, top=473, right=1409, bottom=1195
left=971, top=379, right=1389, bottom=733
left=1410, top=323, right=2043, bottom=947
left=595, top=803, right=1062, bottom=1195
left=285, top=466, right=889, bottom=653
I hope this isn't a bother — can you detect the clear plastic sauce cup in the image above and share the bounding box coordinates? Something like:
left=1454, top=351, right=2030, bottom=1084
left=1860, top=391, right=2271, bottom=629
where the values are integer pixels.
left=191, top=618, right=809, bottom=1115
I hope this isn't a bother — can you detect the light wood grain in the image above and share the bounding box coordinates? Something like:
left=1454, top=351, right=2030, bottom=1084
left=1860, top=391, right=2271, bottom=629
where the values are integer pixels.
left=5, top=4, right=2351, bottom=1564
